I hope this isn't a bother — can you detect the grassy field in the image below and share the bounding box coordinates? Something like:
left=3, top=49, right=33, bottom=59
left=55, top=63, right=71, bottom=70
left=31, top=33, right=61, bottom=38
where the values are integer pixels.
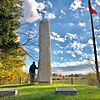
left=52, top=78, right=87, bottom=85
left=0, top=83, right=100, bottom=100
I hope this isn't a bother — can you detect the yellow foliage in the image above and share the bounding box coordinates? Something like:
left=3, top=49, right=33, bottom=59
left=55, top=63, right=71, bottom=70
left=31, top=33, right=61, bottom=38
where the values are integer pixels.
left=0, top=50, right=28, bottom=85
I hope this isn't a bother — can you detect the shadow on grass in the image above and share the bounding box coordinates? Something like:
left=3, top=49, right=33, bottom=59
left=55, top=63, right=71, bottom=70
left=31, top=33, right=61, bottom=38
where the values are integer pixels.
left=0, top=83, right=87, bottom=89
left=0, top=84, right=100, bottom=100
left=0, top=84, right=30, bottom=88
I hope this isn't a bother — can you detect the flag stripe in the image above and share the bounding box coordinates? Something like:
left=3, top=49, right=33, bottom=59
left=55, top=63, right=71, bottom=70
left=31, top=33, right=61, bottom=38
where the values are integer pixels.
left=88, top=0, right=97, bottom=14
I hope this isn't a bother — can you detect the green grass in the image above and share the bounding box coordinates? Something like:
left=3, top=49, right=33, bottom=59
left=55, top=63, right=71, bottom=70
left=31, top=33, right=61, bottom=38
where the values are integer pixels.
left=53, top=79, right=87, bottom=85
left=0, top=84, right=100, bottom=100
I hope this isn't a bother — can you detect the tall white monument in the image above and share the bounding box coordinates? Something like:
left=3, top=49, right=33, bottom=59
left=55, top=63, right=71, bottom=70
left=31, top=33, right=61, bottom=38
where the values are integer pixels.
left=38, top=20, right=52, bottom=84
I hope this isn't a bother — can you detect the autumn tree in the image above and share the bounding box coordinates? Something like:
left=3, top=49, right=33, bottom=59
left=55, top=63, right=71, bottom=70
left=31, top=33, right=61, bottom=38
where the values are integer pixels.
left=0, top=48, right=28, bottom=84
left=0, top=0, right=29, bottom=84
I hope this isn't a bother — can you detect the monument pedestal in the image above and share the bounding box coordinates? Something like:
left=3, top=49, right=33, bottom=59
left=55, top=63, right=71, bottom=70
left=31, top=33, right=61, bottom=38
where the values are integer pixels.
left=38, top=20, right=52, bottom=84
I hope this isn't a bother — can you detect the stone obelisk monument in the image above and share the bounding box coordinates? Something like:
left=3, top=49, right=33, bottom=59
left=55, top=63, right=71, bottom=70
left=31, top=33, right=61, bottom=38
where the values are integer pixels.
left=38, top=20, right=52, bottom=84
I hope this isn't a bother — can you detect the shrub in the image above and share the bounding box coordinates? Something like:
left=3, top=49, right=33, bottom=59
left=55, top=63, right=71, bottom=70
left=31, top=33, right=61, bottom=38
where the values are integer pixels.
left=86, top=72, right=97, bottom=86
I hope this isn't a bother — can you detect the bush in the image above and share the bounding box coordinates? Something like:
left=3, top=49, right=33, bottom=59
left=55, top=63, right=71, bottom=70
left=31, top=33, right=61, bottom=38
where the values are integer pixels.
left=86, top=72, right=97, bottom=86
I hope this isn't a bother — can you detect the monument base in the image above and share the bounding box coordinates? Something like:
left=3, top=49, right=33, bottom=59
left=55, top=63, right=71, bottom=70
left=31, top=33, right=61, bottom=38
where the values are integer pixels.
left=55, top=88, right=77, bottom=96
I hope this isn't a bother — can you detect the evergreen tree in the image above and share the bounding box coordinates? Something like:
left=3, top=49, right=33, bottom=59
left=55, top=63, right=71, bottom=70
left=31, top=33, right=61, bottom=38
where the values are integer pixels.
left=0, top=0, right=22, bottom=51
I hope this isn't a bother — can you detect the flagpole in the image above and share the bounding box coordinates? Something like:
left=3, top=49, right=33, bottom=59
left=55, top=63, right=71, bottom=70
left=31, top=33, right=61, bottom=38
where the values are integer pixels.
left=88, top=0, right=100, bottom=86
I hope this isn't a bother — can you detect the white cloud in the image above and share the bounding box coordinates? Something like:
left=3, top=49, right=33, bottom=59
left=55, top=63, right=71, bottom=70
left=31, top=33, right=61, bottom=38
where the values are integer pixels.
left=61, top=57, right=64, bottom=60
left=94, top=16, right=100, bottom=22
left=47, top=1, right=53, bottom=8
left=87, top=39, right=98, bottom=45
left=60, top=46, right=63, bottom=49
left=23, top=0, right=45, bottom=22
left=68, top=23, right=75, bottom=27
left=97, top=47, right=100, bottom=52
left=78, top=22, right=86, bottom=28
left=96, top=0, right=100, bottom=6
left=67, top=41, right=86, bottom=55
left=61, top=10, right=66, bottom=15
left=65, top=33, right=78, bottom=40
left=70, top=0, right=82, bottom=11
left=53, top=50, right=63, bottom=54
left=45, top=13, right=56, bottom=20
left=52, top=60, right=89, bottom=67
left=94, top=28, right=100, bottom=33
left=88, top=39, right=93, bottom=45
left=55, top=43, right=60, bottom=46
left=74, top=50, right=83, bottom=55
left=83, top=29, right=86, bottom=32
left=23, top=0, right=56, bottom=22
left=34, top=23, right=37, bottom=27
left=81, top=53, right=94, bottom=60
left=90, top=55, right=100, bottom=65
left=51, top=32, right=58, bottom=36
left=51, top=32, right=65, bottom=42
left=71, top=41, right=86, bottom=50
left=66, top=49, right=76, bottom=57
left=34, top=48, right=39, bottom=52
left=67, top=50, right=73, bottom=54
left=52, top=70, right=91, bottom=75
left=72, top=53, right=76, bottom=57
left=37, top=3, right=45, bottom=11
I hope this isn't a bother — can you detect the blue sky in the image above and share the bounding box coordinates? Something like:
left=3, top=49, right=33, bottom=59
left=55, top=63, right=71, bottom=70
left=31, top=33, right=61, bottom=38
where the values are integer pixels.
left=17, top=0, right=100, bottom=75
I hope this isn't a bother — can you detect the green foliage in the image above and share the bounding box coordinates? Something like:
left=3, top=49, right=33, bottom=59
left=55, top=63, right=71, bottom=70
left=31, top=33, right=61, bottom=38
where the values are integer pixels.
left=0, top=0, right=22, bottom=50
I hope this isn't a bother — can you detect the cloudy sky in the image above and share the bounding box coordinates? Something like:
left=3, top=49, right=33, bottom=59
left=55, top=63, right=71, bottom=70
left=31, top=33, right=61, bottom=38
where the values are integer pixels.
left=17, top=0, right=100, bottom=75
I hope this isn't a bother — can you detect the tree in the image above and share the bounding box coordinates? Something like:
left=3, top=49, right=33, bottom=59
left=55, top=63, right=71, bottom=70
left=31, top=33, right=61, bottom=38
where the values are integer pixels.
left=17, top=22, right=39, bottom=61
left=0, top=48, right=28, bottom=84
left=0, top=0, right=29, bottom=84
left=0, top=0, right=22, bottom=51
left=86, top=72, right=97, bottom=86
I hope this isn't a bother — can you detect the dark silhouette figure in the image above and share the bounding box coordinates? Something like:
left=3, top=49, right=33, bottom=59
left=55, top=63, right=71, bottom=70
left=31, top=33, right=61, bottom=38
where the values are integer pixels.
left=29, top=61, right=38, bottom=85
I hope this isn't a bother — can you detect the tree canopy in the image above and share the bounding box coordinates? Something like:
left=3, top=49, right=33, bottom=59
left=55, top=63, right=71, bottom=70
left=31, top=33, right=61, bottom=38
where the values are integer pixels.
left=0, top=0, right=28, bottom=84
left=0, top=0, right=22, bottom=50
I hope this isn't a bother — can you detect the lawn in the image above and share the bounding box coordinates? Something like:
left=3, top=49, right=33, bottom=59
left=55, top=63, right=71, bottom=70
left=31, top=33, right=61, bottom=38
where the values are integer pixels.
left=0, top=84, right=100, bottom=100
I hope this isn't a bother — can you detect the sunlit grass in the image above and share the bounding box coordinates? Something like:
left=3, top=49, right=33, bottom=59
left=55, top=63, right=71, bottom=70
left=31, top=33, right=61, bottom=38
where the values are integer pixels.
left=0, top=84, right=100, bottom=100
